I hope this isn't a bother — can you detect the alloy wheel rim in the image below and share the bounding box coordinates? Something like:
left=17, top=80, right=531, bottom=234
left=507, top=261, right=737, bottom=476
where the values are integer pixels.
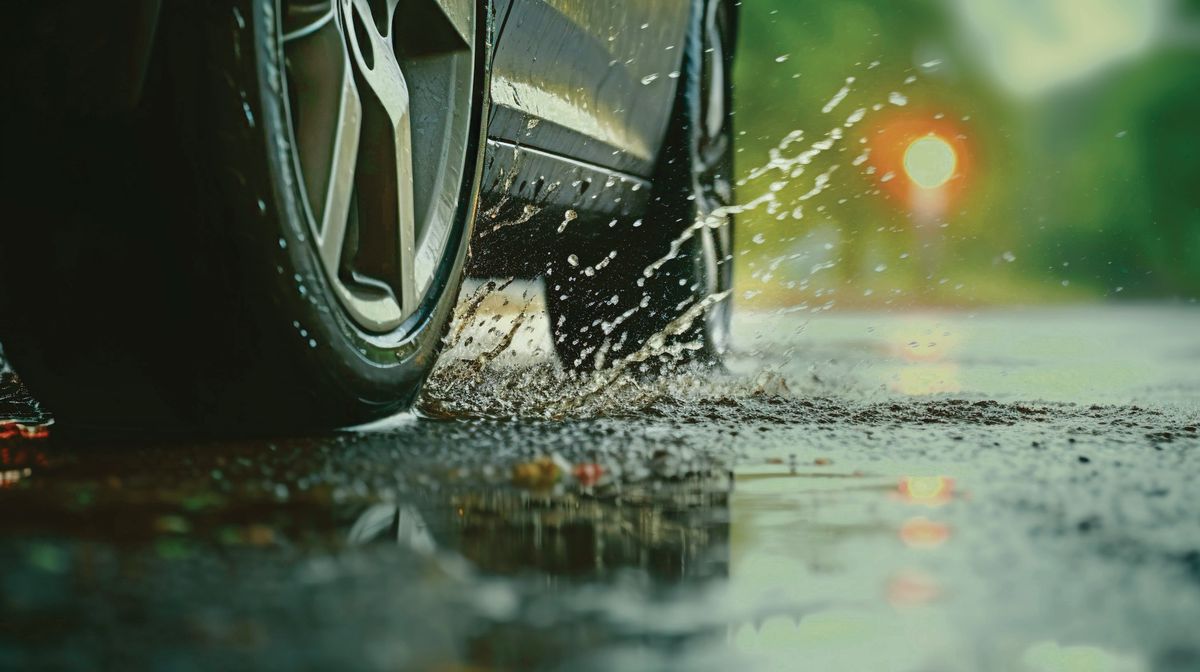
left=281, top=0, right=475, bottom=334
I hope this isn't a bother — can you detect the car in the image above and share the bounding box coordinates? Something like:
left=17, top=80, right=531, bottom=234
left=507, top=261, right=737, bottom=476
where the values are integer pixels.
left=0, top=0, right=736, bottom=433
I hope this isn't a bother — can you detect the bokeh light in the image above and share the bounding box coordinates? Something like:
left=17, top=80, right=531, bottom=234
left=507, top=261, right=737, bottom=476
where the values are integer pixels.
left=897, top=476, right=955, bottom=506
left=903, top=135, right=958, bottom=189
left=900, top=517, right=952, bottom=548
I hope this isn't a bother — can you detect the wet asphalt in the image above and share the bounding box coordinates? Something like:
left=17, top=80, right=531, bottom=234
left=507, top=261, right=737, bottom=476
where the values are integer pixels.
left=1, top=293, right=1198, bottom=671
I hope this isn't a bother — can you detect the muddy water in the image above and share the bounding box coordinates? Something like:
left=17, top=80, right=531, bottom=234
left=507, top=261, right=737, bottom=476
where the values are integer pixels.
left=1, top=292, right=1198, bottom=671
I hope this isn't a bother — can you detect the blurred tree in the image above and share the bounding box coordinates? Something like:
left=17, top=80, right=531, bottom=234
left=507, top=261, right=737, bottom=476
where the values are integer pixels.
left=732, top=0, right=1199, bottom=306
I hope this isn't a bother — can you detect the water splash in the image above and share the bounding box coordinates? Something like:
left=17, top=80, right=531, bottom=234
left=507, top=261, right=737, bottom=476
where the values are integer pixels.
left=421, top=65, right=949, bottom=421
left=821, top=77, right=856, bottom=114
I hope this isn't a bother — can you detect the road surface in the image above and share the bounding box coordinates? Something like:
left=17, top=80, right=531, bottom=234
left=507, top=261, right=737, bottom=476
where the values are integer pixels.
left=1, top=294, right=1198, bottom=671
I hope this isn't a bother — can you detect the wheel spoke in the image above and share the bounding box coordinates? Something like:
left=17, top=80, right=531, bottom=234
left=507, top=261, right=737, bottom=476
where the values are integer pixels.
left=344, top=0, right=418, bottom=314
left=395, top=105, right=417, bottom=314
left=344, top=0, right=411, bottom=124
left=316, top=67, right=362, bottom=275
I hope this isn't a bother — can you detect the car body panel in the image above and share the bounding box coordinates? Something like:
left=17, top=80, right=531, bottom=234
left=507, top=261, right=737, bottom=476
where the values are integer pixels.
left=467, top=138, right=652, bottom=277
left=485, top=0, right=690, bottom=178
left=468, top=0, right=713, bottom=278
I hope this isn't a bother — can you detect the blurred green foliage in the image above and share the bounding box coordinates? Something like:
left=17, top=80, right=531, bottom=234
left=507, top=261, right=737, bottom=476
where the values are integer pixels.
left=731, top=0, right=1200, bottom=307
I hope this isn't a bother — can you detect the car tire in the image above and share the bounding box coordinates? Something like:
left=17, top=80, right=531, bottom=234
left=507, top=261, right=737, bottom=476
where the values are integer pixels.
left=0, top=0, right=487, bottom=433
left=546, top=0, right=735, bottom=372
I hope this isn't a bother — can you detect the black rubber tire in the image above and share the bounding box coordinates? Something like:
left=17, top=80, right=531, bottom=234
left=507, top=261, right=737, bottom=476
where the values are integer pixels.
left=546, top=0, right=735, bottom=373
left=0, top=1, right=488, bottom=434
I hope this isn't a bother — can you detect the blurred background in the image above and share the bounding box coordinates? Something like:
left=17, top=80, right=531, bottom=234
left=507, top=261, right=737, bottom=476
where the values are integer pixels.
left=732, top=0, right=1200, bottom=310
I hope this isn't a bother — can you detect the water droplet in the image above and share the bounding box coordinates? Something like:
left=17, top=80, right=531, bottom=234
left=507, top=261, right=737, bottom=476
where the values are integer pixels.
left=821, top=77, right=855, bottom=114
left=556, top=210, right=578, bottom=233
left=874, top=263, right=888, bottom=272
left=1002, top=251, right=1016, bottom=263
left=888, top=91, right=908, bottom=107
left=567, top=254, right=580, bottom=267
left=774, top=54, right=790, bottom=63
left=640, top=73, right=660, bottom=85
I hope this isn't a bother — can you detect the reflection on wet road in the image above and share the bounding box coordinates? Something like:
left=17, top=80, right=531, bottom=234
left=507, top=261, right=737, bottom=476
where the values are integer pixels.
left=1, top=299, right=1199, bottom=671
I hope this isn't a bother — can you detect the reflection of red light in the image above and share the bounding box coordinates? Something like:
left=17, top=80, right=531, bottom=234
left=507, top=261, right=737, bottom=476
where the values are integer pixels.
left=572, top=463, right=604, bottom=487
left=0, top=442, right=51, bottom=471
left=0, top=422, right=50, bottom=440
left=866, top=110, right=974, bottom=213
left=900, top=517, right=951, bottom=548
left=887, top=569, right=941, bottom=607
left=896, top=476, right=955, bottom=506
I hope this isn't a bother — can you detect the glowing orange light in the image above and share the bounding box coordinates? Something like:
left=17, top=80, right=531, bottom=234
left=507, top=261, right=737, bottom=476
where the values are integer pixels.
left=896, top=475, right=955, bottom=506
left=865, top=111, right=974, bottom=213
left=900, top=516, right=951, bottom=548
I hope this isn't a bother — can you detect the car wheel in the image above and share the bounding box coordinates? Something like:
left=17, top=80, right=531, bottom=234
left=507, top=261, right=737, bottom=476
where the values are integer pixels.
left=546, top=0, right=735, bottom=372
left=0, top=0, right=486, bottom=433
